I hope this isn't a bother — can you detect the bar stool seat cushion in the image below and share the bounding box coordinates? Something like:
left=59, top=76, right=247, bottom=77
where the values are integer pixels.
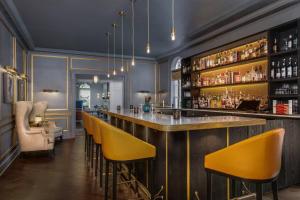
left=100, top=122, right=156, bottom=162
left=204, top=128, right=284, bottom=181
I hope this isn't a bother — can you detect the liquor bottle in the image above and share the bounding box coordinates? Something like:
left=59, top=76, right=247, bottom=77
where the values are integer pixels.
left=281, top=58, right=286, bottom=79
left=276, top=61, right=281, bottom=79
left=270, top=61, right=275, bottom=79
left=293, top=31, right=298, bottom=49
left=288, top=34, right=293, bottom=50
left=293, top=58, right=298, bottom=77
left=273, top=38, right=278, bottom=53
left=287, top=57, right=293, bottom=78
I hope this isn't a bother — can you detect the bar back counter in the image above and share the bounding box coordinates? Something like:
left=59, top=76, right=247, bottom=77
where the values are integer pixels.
left=98, top=109, right=290, bottom=200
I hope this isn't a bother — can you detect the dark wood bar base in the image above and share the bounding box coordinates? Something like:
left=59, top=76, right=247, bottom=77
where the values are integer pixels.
left=108, top=113, right=300, bottom=200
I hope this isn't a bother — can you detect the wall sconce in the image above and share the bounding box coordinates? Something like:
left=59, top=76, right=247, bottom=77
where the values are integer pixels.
left=0, top=65, right=17, bottom=75
left=42, top=89, right=59, bottom=93
left=137, top=90, right=150, bottom=94
left=17, top=73, right=28, bottom=80
left=93, top=75, right=99, bottom=83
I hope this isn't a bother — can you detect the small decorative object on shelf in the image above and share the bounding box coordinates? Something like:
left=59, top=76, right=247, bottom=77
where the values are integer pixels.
left=143, top=96, right=151, bottom=112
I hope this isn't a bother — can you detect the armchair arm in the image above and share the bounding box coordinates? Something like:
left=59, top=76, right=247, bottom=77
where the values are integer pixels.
left=26, top=129, right=44, bottom=135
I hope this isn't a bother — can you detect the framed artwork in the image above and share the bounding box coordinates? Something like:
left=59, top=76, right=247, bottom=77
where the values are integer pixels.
left=3, top=73, right=14, bottom=104
left=18, top=79, right=25, bottom=101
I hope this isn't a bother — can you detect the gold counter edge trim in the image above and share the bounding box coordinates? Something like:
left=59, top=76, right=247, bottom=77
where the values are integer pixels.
left=165, top=132, right=168, bottom=200
left=187, top=130, right=190, bottom=200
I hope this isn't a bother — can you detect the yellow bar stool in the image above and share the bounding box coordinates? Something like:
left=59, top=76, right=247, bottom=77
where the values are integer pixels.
left=204, top=128, right=285, bottom=200
left=86, top=113, right=95, bottom=168
left=90, top=116, right=104, bottom=187
left=82, top=112, right=89, bottom=154
left=97, top=119, right=156, bottom=200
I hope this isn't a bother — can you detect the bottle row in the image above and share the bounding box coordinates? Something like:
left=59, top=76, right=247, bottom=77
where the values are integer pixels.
left=192, top=38, right=268, bottom=71
left=272, top=31, right=298, bottom=53
left=273, top=83, right=298, bottom=95
left=270, top=56, right=298, bottom=79
left=192, top=92, right=267, bottom=110
left=272, top=100, right=298, bottom=115
left=194, top=65, right=267, bottom=87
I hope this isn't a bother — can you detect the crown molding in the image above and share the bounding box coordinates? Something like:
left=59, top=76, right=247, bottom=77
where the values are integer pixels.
left=0, top=0, right=34, bottom=49
left=33, top=47, right=157, bottom=62
left=156, top=0, right=300, bottom=62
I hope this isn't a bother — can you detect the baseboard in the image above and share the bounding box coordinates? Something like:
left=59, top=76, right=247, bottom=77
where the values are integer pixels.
left=0, top=145, right=20, bottom=176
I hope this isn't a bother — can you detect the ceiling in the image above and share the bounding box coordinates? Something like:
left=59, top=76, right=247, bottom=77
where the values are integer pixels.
left=12, top=0, right=277, bottom=58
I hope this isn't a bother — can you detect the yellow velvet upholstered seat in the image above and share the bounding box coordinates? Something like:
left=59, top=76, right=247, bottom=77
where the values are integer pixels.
left=90, top=116, right=101, bottom=145
left=95, top=118, right=156, bottom=200
left=204, top=128, right=285, bottom=181
left=205, top=128, right=285, bottom=200
left=97, top=119, right=156, bottom=161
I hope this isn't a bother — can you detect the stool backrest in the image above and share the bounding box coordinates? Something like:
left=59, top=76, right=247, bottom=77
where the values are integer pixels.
left=85, top=113, right=93, bottom=135
left=97, top=119, right=155, bottom=161
left=90, top=116, right=101, bottom=144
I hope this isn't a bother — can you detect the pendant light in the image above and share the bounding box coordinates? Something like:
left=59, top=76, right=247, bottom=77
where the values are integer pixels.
left=119, top=10, right=126, bottom=72
left=146, top=0, right=150, bottom=54
left=112, top=23, right=117, bottom=76
left=93, top=75, right=98, bottom=83
left=106, top=32, right=111, bottom=78
left=131, top=0, right=135, bottom=66
left=171, top=0, right=176, bottom=41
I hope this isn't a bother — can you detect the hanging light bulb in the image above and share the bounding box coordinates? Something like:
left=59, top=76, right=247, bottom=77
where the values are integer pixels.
left=112, top=23, right=117, bottom=76
left=146, top=0, right=151, bottom=54
left=93, top=75, right=98, bottom=83
left=119, top=10, right=126, bottom=72
left=131, top=0, right=135, bottom=66
left=106, top=32, right=111, bottom=78
left=171, top=0, right=176, bottom=41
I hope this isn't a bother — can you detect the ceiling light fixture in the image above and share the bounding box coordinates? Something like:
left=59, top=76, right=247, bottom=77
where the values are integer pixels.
left=146, top=0, right=150, bottom=54
left=93, top=75, right=98, bottom=83
left=171, top=0, right=176, bottom=41
left=106, top=32, right=111, bottom=78
left=119, top=10, right=126, bottom=72
left=131, top=0, right=135, bottom=66
left=112, top=23, right=117, bottom=76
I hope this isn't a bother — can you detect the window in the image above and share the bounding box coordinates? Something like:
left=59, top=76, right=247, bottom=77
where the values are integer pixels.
left=171, top=57, right=182, bottom=108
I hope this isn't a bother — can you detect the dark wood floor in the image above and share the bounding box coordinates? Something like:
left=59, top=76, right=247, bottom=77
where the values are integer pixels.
left=0, top=135, right=299, bottom=200
left=0, top=136, right=135, bottom=200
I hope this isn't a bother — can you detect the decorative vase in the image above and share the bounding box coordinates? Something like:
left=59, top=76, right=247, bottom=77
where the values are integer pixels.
left=143, top=103, right=151, bottom=112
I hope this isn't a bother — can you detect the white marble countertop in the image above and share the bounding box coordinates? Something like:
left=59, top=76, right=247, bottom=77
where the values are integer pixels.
left=101, top=109, right=266, bottom=132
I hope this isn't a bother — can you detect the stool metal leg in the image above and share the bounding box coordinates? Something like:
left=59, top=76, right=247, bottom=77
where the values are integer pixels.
left=95, top=144, right=99, bottom=177
left=149, top=159, right=155, bottom=199
left=207, top=171, right=212, bottom=200
left=105, top=160, right=109, bottom=200
left=100, top=150, right=103, bottom=187
left=91, top=140, right=94, bottom=169
left=256, top=183, right=263, bottom=200
left=272, top=180, right=278, bottom=200
left=84, top=131, right=87, bottom=153
left=113, top=162, right=117, bottom=200
left=231, top=179, right=236, bottom=199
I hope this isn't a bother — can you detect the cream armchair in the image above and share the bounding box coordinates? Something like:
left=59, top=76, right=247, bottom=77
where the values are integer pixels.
left=16, top=101, right=55, bottom=152
left=30, top=101, right=63, bottom=140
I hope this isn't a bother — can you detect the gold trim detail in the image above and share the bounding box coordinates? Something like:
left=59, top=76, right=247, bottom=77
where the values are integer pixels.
left=165, top=132, right=168, bottom=200
left=226, top=127, right=230, bottom=200
left=31, top=54, right=69, bottom=109
left=187, top=130, right=190, bottom=200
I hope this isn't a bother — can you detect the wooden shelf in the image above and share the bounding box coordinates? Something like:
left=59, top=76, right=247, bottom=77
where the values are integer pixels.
left=200, top=80, right=268, bottom=89
left=270, top=48, right=299, bottom=57
left=269, top=77, right=299, bottom=82
left=193, top=55, right=267, bottom=73
left=269, top=94, right=299, bottom=98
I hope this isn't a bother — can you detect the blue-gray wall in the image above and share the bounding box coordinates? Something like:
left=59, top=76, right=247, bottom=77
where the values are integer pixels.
left=0, top=12, right=28, bottom=174
left=28, top=52, right=158, bottom=137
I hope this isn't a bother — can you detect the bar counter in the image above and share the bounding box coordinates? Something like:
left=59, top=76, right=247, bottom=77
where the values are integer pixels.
left=100, top=109, right=286, bottom=200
